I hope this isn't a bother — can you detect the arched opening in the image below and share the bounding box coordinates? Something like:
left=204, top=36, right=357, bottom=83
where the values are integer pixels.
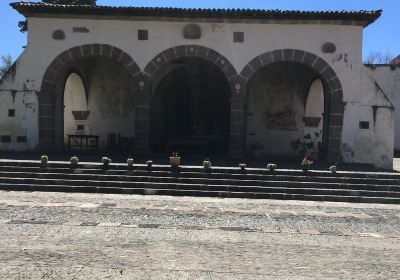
left=246, top=61, right=327, bottom=158
left=60, top=57, right=137, bottom=150
left=39, top=44, right=141, bottom=151
left=150, top=58, right=231, bottom=154
left=63, top=72, right=88, bottom=142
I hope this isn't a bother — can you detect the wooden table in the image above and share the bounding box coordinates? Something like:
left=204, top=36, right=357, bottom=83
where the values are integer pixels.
left=67, top=135, right=99, bottom=151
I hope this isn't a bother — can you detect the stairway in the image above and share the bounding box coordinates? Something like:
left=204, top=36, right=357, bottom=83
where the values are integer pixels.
left=0, top=160, right=399, bottom=204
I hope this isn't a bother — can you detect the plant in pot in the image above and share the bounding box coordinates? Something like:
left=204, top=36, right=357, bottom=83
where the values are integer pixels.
left=40, top=154, right=48, bottom=169
left=70, top=156, right=79, bottom=168
left=239, top=163, right=246, bottom=171
left=301, top=156, right=313, bottom=173
left=329, top=163, right=337, bottom=174
left=127, top=156, right=134, bottom=169
left=101, top=156, right=112, bottom=169
left=170, top=152, right=181, bottom=168
left=146, top=160, right=153, bottom=170
left=267, top=162, right=277, bottom=172
left=291, top=131, right=322, bottom=161
left=203, top=158, right=212, bottom=171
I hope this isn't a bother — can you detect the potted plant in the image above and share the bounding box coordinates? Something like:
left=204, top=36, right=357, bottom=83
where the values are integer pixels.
left=329, top=163, right=337, bottom=174
left=146, top=160, right=153, bottom=170
left=170, top=152, right=180, bottom=168
left=101, top=156, right=112, bottom=168
left=239, top=163, right=246, bottom=171
left=127, top=156, right=134, bottom=169
left=267, top=162, right=277, bottom=172
left=203, top=158, right=212, bottom=171
left=40, top=154, right=48, bottom=169
left=301, top=156, right=313, bottom=173
left=70, top=155, right=79, bottom=168
left=291, top=132, right=322, bottom=161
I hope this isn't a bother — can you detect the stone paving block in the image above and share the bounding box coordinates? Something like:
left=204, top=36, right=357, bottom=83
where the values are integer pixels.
left=120, top=223, right=138, bottom=228
left=359, top=232, right=382, bottom=238
left=98, top=203, right=117, bottom=208
left=97, top=222, right=122, bottom=227
left=7, top=220, right=30, bottom=224
left=353, top=213, right=373, bottom=219
left=138, top=224, right=160, bottom=229
left=63, top=221, right=83, bottom=226
left=81, top=222, right=99, bottom=226
left=263, top=227, right=281, bottom=233
left=299, top=229, right=321, bottom=235
left=340, top=230, right=356, bottom=236
left=79, top=203, right=99, bottom=208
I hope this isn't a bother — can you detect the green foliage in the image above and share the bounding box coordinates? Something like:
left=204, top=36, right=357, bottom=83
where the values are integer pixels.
left=0, top=55, right=13, bottom=78
left=70, top=156, right=79, bottom=166
left=101, top=156, right=111, bottom=165
left=239, top=163, right=246, bottom=170
left=146, top=160, right=153, bottom=167
left=40, top=154, right=48, bottom=164
left=18, top=20, right=27, bottom=33
left=203, top=158, right=212, bottom=170
left=267, top=163, right=277, bottom=171
left=127, top=156, right=134, bottom=166
left=291, top=131, right=322, bottom=157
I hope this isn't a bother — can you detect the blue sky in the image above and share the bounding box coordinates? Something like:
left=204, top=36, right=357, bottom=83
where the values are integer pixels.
left=1, top=0, right=399, bottom=61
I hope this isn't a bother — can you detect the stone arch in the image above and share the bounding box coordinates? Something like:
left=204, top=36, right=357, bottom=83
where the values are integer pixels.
left=136, top=45, right=241, bottom=156
left=239, top=49, right=345, bottom=160
left=39, top=44, right=140, bottom=150
left=143, top=45, right=237, bottom=81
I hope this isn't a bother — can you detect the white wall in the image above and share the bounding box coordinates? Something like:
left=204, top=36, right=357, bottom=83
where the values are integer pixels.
left=0, top=14, right=395, bottom=168
left=367, top=65, right=400, bottom=151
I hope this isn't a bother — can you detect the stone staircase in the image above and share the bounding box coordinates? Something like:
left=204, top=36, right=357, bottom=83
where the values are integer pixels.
left=0, top=160, right=399, bottom=204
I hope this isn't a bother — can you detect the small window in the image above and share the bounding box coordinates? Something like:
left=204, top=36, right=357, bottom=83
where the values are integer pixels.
left=17, top=136, right=27, bottom=143
left=77, top=125, right=85, bottom=131
left=233, top=32, right=244, bottom=43
left=138, top=30, right=148, bottom=41
left=359, top=121, right=370, bottom=129
left=1, top=136, right=11, bottom=143
left=8, top=109, right=15, bottom=117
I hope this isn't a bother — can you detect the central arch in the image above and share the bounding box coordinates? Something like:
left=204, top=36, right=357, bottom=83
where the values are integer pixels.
left=137, top=45, right=240, bottom=155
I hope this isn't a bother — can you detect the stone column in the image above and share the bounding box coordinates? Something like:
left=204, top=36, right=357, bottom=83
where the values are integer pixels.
left=228, top=76, right=247, bottom=158
left=38, top=91, right=57, bottom=151
left=133, top=74, right=151, bottom=154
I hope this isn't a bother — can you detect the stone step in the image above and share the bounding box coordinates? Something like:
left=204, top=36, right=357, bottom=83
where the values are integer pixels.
left=0, top=176, right=399, bottom=199
left=1, top=160, right=400, bottom=180
left=0, top=182, right=399, bottom=204
left=0, top=171, right=399, bottom=192
left=0, top=166, right=398, bottom=186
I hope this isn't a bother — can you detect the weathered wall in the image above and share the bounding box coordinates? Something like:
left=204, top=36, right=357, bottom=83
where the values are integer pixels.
left=0, top=14, right=395, bottom=167
left=366, top=65, right=400, bottom=151
left=63, top=58, right=136, bottom=148
left=246, top=62, right=316, bottom=156
left=0, top=90, right=38, bottom=151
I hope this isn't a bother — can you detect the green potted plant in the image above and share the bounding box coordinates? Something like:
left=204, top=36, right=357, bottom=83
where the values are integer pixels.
left=127, top=156, right=134, bottom=169
left=301, top=156, right=313, bottom=173
left=70, top=155, right=79, bottom=168
left=101, top=156, right=112, bottom=168
left=203, top=158, right=212, bottom=171
left=146, top=160, right=153, bottom=170
left=329, top=163, right=337, bottom=174
left=170, top=152, right=180, bottom=168
left=40, top=154, right=48, bottom=168
left=239, top=163, right=246, bottom=171
left=267, top=162, right=277, bottom=172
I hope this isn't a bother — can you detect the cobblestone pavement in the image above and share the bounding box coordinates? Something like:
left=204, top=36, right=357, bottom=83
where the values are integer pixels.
left=0, top=191, right=399, bottom=279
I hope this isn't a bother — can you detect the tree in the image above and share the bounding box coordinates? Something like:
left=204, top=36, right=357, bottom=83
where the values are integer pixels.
left=0, top=54, right=13, bottom=79
left=364, top=50, right=395, bottom=64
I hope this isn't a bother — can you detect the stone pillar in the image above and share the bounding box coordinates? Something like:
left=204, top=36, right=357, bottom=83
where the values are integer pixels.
left=133, top=74, right=151, bottom=154
left=38, top=91, right=57, bottom=151
left=228, top=76, right=247, bottom=158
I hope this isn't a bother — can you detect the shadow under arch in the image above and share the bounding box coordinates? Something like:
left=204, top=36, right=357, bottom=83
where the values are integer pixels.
left=240, top=49, right=345, bottom=160
left=38, top=44, right=140, bottom=150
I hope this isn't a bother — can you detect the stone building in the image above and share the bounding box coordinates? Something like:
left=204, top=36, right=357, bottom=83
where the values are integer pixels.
left=0, top=2, right=395, bottom=168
